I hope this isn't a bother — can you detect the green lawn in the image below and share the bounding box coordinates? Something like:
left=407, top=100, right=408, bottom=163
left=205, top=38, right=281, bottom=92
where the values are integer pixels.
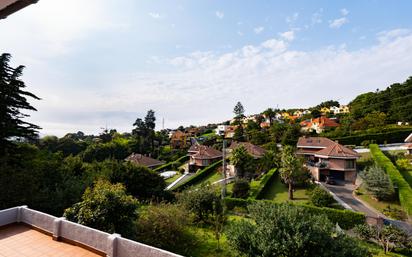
left=192, top=171, right=224, bottom=189
left=260, top=175, right=309, bottom=204
left=357, top=186, right=404, bottom=214
left=187, top=226, right=235, bottom=257
left=164, top=173, right=182, bottom=186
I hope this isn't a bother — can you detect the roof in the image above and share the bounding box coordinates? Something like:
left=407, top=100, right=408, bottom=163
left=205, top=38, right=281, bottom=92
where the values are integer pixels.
left=405, top=133, right=412, bottom=143
left=407, top=143, right=412, bottom=150
left=314, top=143, right=360, bottom=159
left=297, top=137, right=336, bottom=148
left=228, top=141, right=266, bottom=158
left=0, top=0, right=38, bottom=19
left=190, top=145, right=222, bottom=160
left=171, top=130, right=186, bottom=140
left=312, top=117, right=340, bottom=128
left=125, top=153, right=165, bottom=167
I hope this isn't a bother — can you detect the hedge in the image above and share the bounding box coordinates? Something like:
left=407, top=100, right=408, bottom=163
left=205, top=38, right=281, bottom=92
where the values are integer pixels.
left=369, top=144, right=412, bottom=215
left=224, top=197, right=365, bottom=229
left=153, top=155, right=189, bottom=172
left=248, top=168, right=278, bottom=199
left=172, top=160, right=223, bottom=191
left=331, top=129, right=412, bottom=146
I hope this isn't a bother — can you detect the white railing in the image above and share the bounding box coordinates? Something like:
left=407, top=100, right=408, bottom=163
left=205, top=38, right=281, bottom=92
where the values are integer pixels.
left=0, top=206, right=182, bottom=257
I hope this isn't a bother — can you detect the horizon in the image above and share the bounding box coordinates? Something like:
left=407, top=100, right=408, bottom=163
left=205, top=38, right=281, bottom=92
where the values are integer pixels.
left=1, top=0, right=412, bottom=136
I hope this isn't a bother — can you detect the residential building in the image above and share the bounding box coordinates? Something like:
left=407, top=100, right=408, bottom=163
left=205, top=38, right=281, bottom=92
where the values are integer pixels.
left=0, top=0, right=38, bottom=19
left=329, top=106, right=340, bottom=114
left=293, top=110, right=303, bottom=117
left=188, top=144, right=222, bottom=171
left=297, top=137, right=360, bottom=183
left=224, top=125, right=237, bottom=139
left=260, top=121, right=270, bottom=128
left=340, top=105, right=350, bottom=113
left=0, top=206, right=180, bottom=257
left=125, top=153, right=165, bottom=169
left=320, top=107, right=330, bottom=114
left=227, top=141, right=266, bottom=159
left=405, top=133, right=412, bottom=155
left=170, top=130, right=188, bottom=149
left=300, top=116, right=340, bottom=133
left=281, top=112, right=290, bottom=119
left=215, top=125, right=228, bottom=136
left=302, top=109, right=311, bottom=115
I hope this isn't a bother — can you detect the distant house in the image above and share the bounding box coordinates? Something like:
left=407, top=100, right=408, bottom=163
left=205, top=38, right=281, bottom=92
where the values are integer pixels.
left=170, top=130, right=188, bottom=149
left=297, top=137, right=360, bottom=183
left=126, top=153, right=165, bottom=169
left=293, top=110, right=303, bottom=117
left=224, top=126, right=237, bottom=139
left=188, top=144, right=222, bottom=172
left=300, top=116, right=340, bottom=133
left=227, top=141, right=266, bottom=159
left=320, top=107, right=330, bottom=114
left=302, top=110, right=311, bottom=115
left=340, top=105, right=350, bottom=113
left=405, top=133, right=412, bottom=155
left=329, top=106, right=340, bottom=114
left=215, top=125, right=228, bottom=136
left=260, top=122, right=270, bottom=128
left=281, top=112, right=291, bottom=119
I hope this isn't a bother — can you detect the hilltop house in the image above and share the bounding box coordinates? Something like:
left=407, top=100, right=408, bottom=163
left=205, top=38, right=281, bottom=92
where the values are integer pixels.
left=170, top=130, right=189, bottom=149
left=405, top=133, right=412, bottom=155
left=224, top=126, right=237, bottom=139
left=302, top=109, right=311, bottom=115
left=188, top=144, right=222, bottom=172
left=215, top=125, right=228, bottom=136
left=125, top=153, right=165, bottom=169
left=297, top=137, right=359, bottom=183
left=320, top=107, right=330, bottom=114
left=300, top=116, right=340, bottom=133
left=293, top=110, right=303, bottom=117
left=340, top=105, right=350, bottom=113
left=329, top=106, right=340, bottom=114
left=227, top=141, right=266, bottom=159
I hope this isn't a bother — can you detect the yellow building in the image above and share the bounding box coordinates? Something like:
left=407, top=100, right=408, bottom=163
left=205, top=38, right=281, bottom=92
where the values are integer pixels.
left=320, top=107, right=330, bottom=114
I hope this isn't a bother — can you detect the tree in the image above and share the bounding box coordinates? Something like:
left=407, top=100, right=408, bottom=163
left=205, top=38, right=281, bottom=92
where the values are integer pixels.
left=280, top=145, right=308, bottom=200
left=309, top=186, right=335, bottom=207
left=144, top=109, right=156, bottom=130
left=262, top=108, right=276, bottom=126
left=233, top=101, right=245, bottom=121
left=316, top=100, right=340, bottom=109
left=226, top=202, right=370, bottom=257
left=233, top=125, right=245, bottom=142
left=354, top=224, right=411, bottom=254
left=230, top=145, right=254, bottom=178
left=232, top=179, right=250, bottom=198
left=0, top=53, right=40, bottom=153
left=64, top=180, right=139, bottom=237
left=360, top=164, right=394, bottom=201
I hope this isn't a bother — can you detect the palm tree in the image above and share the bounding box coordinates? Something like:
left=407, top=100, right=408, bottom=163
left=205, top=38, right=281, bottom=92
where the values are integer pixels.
left=263, top=108, right=275, bottom=126
left=279, top=145, right=306, bottom=200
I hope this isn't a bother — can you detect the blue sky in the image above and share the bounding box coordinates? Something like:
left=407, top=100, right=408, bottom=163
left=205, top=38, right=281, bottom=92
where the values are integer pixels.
left=1, top=0, right=412, bottom=136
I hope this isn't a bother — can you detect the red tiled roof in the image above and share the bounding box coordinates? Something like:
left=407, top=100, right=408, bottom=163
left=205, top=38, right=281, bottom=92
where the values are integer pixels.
left=297, top=137, right=336, bottom=148
left=229, top=141, right=266, bottom=158
left=300, top=120, right=312, bottom=127
left=190, top=145, right=222, bottom=160
left=312, top=117, right=340, bottom=128
left=314, top=143, right=359, bottom=159
left=125, top=153, right=165, bottom=168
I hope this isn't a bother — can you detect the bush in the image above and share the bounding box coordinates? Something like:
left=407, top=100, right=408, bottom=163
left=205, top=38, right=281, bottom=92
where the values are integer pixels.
left=359, top=164, right=395, bottom=201
left=226, top=202, right=370, bottom=257
left=232, top=179, right=250, bottom=199
left=153, top=155, right=188, bottom=172
left=172, top=160, right=222, bottom=191
left=136, top=203, right=195, bottom=255
left=309, top=186, right=335, bottom=207
left=382, top=206, right=407, bottom=221
left=369, top=144, right=412, bottom=214
left=332, top=129, right=412, bottom=146
left=250, top=168, right=277, bottom=199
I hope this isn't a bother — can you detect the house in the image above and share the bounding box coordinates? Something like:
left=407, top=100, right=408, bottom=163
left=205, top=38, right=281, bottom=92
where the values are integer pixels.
left=297, top=137, right=360, bottom=183
left=188, top=144, right=222, bottom=171
left=320, top=107, right=330, bottom=114
left=300, top=116, right=340, bottom=133
left=170, top=130, right=188, bottom=149
left=340, top=105, right=350, bottom=113
left=260, top=121, right=270, bottom=128
left=293, top=110, right=303, bottom=117
left=405, top=133, right=412, bottom=155
left=0, top=0, right=38, bottom=19
left=224, top=126, right=237, bottom=139
left=125, top=153, right=165, bottom=169
left=329, top=106, right=340, bottom=114
left=215, top=125, right=228, bottom=136
left=302, top=110, right=311, bottom=115
left=281, top=112, right=291, bottom=119
left=227, top=141, right=266, bottom=159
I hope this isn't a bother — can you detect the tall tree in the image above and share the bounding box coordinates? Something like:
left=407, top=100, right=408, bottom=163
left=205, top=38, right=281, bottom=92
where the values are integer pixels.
left=263, top=108, right=275, bottom=126
left=144, top=109, right=156, bottom=130
left=233, top=102, right=245, bottom=123
left=230, top=145, right=254, bottom=178
left=280, top=145, right=308, bottom=200
left=0, top=53, right=40, bottom=153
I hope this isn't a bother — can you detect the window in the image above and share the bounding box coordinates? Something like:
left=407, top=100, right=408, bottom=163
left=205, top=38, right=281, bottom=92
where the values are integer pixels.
left=345, top=160, right=355, bottom=169
left=202, top=159, right=209, bottom=166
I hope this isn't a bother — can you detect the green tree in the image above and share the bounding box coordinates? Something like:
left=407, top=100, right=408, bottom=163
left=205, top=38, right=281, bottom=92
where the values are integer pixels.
left=262, top=108, right=276, bottom=126
left=0, top=53, right=40, bottom=153
left=233, top=101, right=245, bottom=121
left=64, top=180, right=139, bottom=237
left=230, top=145, right=254, bottom=178
left=309, top=186, right=335, bottom=207
left=232, top=179, right=250, bottom=198
left=280, top=145, right=308, bottom=200
left=226, top=202, right=370, bottom=257
left=360, top=164, right=395, bottom=201
left=233, top=125, right=245, bottom=142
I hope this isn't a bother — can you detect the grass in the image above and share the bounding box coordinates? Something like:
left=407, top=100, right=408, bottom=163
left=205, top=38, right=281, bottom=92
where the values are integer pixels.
left=192, top=171, right=224, bottom=189
left=356, top=186, right=403, bottom=214
left=260, top=175, right=309, bottom=204
left=164, top=173, right=182, bottom=186
left=361, top=241, right=409, bottom=257
left=187, top=226, right=235, bottom=257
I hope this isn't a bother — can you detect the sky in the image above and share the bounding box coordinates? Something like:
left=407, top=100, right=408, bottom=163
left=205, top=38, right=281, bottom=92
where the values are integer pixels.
left=1, top=0, right=412, bottom=136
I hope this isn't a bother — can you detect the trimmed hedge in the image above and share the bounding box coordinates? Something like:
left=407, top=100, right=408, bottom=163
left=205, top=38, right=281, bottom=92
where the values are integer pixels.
left=369, top=144, right=412, bottom=215
left=331, top=129, right=412, bottom=146
left=224, top=197, right=365, bottom=229
left=153, top=155, right=189, bottom=172
left=249, top=168, right=278, bottom=200
left=172, top=160, right=223, bottom=191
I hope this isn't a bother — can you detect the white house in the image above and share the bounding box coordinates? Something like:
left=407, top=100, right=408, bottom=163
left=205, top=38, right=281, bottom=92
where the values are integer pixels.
left=329, top=106, right=340, bottom=114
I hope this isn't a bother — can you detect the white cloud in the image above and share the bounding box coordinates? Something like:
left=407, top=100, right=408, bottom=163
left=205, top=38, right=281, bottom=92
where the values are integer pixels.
left=148, top=12, right=161, bottom=19
left=377, top=29, right=410, bottom=43
left=311, top=8, right=323, bottom=25
left=329, top=17, right=348, bottom=29
left=286, top=12, right=299, bottom=24
left=254, top=26, right=264, bottom=34
left=280, top=30, right=295, bottom=41
left=215, top=11, right=224, bottom=19
left=341, top=8, right=349, bottom=16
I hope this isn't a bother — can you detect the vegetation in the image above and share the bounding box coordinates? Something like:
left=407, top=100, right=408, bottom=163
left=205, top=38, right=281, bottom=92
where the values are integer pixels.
left=231, top=179, right=250, bottom=199
left=360, top=164, right=395, bottom=201
left=260, top=175, right=310, bottom=203
left=172, top=160, right=222, bottom=191
left=226, top=202, right=369, bottom=257
left=230, top=145, right=254, bottom=178
left=251, top=168, right=278, bottom=199
left=309, top=186, right=335, bottom=207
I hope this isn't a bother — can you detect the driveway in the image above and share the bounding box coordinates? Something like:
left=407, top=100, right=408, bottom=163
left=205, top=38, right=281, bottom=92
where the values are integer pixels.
left=322, top=183, right=379, bottom=217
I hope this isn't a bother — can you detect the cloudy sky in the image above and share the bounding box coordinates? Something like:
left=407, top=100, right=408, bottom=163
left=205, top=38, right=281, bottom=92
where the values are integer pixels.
left=1, top=0, right=412, bottom=136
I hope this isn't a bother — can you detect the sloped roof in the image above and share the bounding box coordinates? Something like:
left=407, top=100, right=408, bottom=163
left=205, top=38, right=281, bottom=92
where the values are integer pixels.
left=405, top=133, right=412, bottom=143
left=297, top=137, right=336, bottom=148
left=125, top=153, right=165, bottom=167
left=312, top=117, right=340, bottom=128
left=190, top=145, right=222, bottom=160
left=229, top=141, right=266, bottom=158
left=0, top=0, right=38, bottom=19
left=407, top=143, right=412, bottom=150
left=314, top=143, right=359, bottom=159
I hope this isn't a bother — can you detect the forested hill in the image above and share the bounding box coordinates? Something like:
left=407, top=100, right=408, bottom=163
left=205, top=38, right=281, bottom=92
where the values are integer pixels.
left=350, top=77, right=412, bottom=122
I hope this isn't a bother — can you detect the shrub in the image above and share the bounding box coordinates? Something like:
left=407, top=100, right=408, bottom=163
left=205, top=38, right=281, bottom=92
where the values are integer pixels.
left=359, top=164, right=395, bottom=201
left=172, top=160, right=222, bottom=191
left=250, top=168, right=277, bottom=199
left=309, top=186, right=335, bottom=207
left=153, top=155, right=188, bottom=172
left=136, top=203, right=195, bottom=255
left=369, top=144, right=412, bottom=214
left=382, top=206, right=407, bottom=221
left=232, top=179, right=250, bottom=199
left=332, top=129, right=412, bottom=146
left=226, top=202, right=370, bottom=257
